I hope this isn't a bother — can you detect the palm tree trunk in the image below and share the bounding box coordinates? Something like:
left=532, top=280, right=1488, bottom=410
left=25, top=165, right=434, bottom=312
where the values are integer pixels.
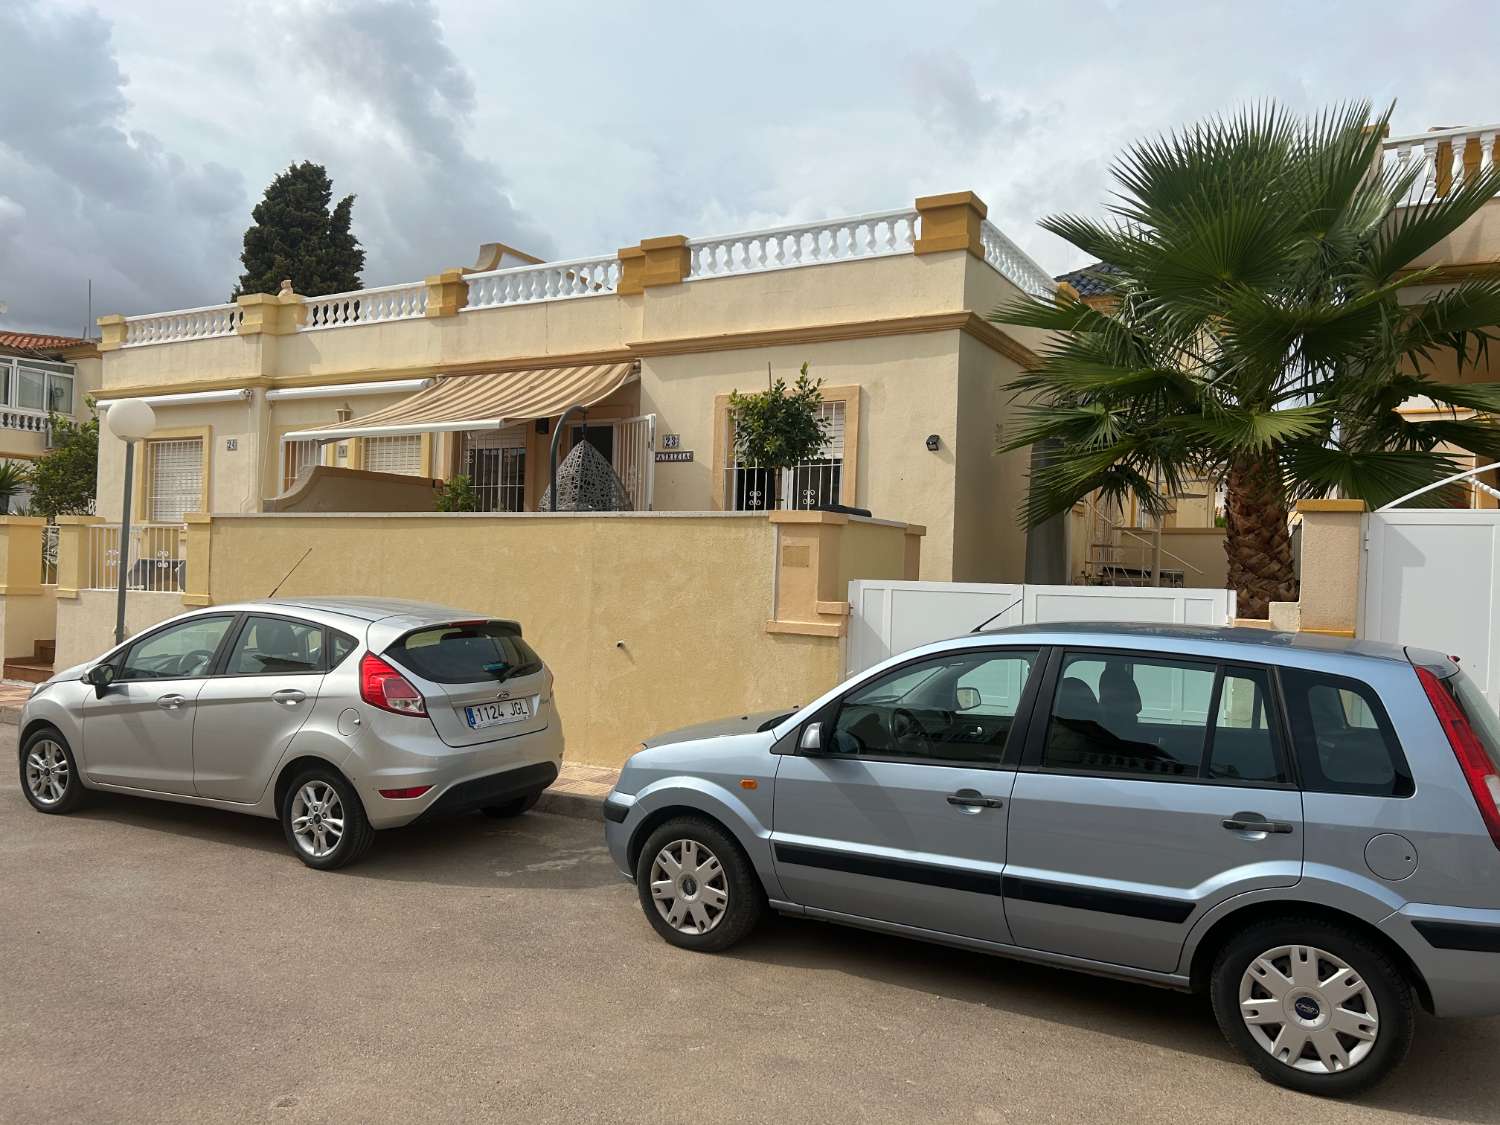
left=1224, top=456, right=1298, bottom=619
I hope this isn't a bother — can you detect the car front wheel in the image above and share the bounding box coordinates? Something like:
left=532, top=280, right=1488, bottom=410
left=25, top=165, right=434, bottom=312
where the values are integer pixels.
left=634, top=816, right=764, bottom=953
left=280, top=767, right=375, bottom=871
left=1210, top=917, right=1414, bottom=1096
left=19, top=728, right=87, bottom=814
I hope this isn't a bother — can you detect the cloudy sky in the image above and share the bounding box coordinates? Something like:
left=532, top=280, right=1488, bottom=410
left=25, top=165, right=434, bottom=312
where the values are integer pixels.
left=1, top=0, right=1495, bottom=336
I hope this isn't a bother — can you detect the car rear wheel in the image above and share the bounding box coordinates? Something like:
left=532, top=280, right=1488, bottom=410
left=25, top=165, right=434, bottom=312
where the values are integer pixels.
left=634, top=816, right=763, bottom=953
left=480, top=790, right=542, bottom=818
left=19, top=728, right=87, bottom=814
left=280, top=767, right=375, bottom=871
left=1210, top=917, right=1414, bottom=1096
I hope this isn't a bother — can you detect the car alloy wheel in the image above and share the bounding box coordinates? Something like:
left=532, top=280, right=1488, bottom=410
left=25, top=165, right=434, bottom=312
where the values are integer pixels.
left=649, top=838, right=730, bottom=935
left=290, top=780, right=345, bottom=860
left=24, top=739, right=71, bottom=807
left=1238, top=944, right=1380, bottom=1075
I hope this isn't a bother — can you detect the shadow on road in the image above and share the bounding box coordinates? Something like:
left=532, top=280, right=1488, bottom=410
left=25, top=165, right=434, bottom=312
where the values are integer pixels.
left=725, top=912, right=1498, bottom=1124
left=35, top=788, right=622, bottom=891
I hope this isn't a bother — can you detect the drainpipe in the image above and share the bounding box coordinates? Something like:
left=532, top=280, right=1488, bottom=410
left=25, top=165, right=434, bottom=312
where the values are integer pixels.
left=548, top=405, right=588, bottom=512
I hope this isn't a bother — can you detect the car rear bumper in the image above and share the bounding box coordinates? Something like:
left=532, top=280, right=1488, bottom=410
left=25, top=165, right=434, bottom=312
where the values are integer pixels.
left=350, top=720, right=564, bottom=828
left=1381, top=903, right=1500, bottom=1017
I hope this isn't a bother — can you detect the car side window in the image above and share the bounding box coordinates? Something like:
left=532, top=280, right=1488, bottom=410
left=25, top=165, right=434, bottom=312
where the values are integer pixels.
left=1042, top=652, right=1216, bottom=779
left=829, top=650, right=1038, bottom=766
left=329, top=630, right=358, bottom=669
left=226, top=615, right=326, bottom=676
left=1279, top=667, right=1413, bottom=797
left=117, top=616, right=234, bottom=681
left=1206, top=666, right=1286, bottom=784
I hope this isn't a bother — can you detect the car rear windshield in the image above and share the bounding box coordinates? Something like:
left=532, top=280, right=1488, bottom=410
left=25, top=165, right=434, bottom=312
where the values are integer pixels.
left=386, top=621, right=543, bottom=685
left=1442, top=669, right=1500, bottom=771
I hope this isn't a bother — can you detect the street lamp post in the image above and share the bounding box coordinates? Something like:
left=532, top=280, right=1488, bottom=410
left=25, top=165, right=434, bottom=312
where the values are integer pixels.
left=106, top=400, right=157, bottom=645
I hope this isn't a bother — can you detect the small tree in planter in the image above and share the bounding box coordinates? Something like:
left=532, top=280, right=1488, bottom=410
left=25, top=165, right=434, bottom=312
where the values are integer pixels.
left=436, top=474, right=479, bottom=512
left=728, top=363, right=830, bottom=510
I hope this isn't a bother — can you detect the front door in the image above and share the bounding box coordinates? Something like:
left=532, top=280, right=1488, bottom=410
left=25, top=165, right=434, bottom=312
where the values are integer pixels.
left=192, top=614, right=328, bottom=803
left=81, top=615, right=237, bottom=794
left=1004, top=650, right=1304, bottom=973
left=771, top=647, right=1041, bottom=944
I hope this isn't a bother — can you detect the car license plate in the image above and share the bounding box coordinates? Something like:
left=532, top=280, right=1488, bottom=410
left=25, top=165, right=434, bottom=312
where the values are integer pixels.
left=464, top=698, right=532, bottom=730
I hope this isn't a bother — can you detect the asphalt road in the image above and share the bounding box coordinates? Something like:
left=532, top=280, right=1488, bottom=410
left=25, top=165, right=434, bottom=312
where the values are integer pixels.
left=2, top=729, right=1497, bottom=1125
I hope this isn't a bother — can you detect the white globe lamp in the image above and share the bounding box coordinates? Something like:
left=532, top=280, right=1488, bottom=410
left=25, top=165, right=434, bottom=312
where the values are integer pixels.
left=108, top=399, right=158, bottom=645
left=106, top=398, right=156, bottom=442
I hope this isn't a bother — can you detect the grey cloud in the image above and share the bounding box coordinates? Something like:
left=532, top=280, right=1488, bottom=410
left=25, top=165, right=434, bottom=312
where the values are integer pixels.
left=0, top=0, right=246, bottom=334
left=280, top=0, right=552, bottom=281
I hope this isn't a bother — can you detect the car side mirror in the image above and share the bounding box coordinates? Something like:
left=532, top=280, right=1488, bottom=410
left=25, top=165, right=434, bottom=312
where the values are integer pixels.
left=955, top=686, right=982, bottom=712
left=85, top=664, right=116, bottom=697
left=799, top=721, right=824, bottom=753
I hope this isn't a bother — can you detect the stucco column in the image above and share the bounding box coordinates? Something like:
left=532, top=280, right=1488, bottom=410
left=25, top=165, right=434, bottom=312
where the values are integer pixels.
left=425, top=269, right=469, bottom=317
left=767, top=511, right=849, bottom=637
left=54, top=515, right=104, bottom=600
left=617, top=235, right=691, bottom=295
left=1294, top=499, right=1366, bottom=636
left=96, top=314, right=127, bottom=352
left=914, top=191, right=988, bottom=258
left=236, top=289, right=304, bottom=336
left=183, top=514, right=212, bottom=607
left=0, top=517, right=45, bottom=597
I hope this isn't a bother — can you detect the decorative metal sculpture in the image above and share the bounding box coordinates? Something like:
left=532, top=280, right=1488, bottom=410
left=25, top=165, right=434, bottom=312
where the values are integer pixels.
left=539, top=438, right=633, bottom=512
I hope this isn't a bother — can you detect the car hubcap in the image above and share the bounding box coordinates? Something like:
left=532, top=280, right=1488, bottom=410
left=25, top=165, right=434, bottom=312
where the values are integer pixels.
left=649, top=838, right=729, bottom=935
left=24, top=741, right=69, bottom=805
left=291, top=782, right=345, bottom=859
left=1239, top=944, right=1380, bottom=1074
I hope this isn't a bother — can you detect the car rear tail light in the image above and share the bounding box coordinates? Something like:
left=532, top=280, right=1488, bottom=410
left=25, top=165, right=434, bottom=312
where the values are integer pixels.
left=378, top=786, right=433, bottom=799
left=1417, top=667, right=1500, bottom=850
left=360, top=652, right=427, bottom=717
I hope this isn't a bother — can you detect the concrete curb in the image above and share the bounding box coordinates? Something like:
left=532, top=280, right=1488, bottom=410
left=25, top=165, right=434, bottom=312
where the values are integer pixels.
left=534, top=788, right=605, bottom=821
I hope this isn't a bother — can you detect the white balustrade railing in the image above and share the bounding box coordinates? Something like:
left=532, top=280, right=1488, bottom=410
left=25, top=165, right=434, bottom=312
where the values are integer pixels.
left=122, top=303, right=242, bottom=347
left=86, top=523, right=187, bottom=593
left=301, top=281, right=429, bottom=330
left=0, top=411, right=48, bottom=434
left=464, top=255, right=620, bottom=309
left=41, top=524, right=58, bottom=586
left=686, top=209, right=918, bottom=279
left=1383, top=125, right=1499, bottom=203
left=980, top=220, right=1055, bottom=299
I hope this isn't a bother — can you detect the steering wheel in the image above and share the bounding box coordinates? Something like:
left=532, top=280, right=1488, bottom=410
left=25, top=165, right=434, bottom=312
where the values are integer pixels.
left=176, top=648, right=218, bottom=676
left=890, top=708, right=933, bottom=755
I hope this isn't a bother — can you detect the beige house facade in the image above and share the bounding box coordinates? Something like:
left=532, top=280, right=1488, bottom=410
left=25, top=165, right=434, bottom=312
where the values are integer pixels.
left=89, top=191, right=1052, bottom=585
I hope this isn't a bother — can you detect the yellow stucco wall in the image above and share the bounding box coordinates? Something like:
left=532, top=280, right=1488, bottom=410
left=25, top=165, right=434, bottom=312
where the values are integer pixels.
left=200, top=512, right=849, bottom=766
left=1159, top=528, right=1229, bottom=589
left=953, top=333, right=1030, bottom=582
left=56, top=589, right=183, bottom=669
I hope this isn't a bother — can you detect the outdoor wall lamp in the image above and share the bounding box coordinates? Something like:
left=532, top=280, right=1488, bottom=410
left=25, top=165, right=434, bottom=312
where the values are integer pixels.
left=925, top=434, right=941, bottom=452
left=105, top=398, right=158, bottom=645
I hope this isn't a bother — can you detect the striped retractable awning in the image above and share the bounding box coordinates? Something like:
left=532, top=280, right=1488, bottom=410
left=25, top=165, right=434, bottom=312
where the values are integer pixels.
left=282, top=361, right=637, bottom=442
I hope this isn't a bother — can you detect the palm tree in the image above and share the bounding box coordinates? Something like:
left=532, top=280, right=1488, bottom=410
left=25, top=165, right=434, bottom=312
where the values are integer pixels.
left=0, top=461, right=30, bottom=514
left=993, top=103, right=1500, bottom=616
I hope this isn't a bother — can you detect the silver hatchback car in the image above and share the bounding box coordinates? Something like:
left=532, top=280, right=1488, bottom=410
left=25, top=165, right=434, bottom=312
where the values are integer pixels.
left=19, top=597, right=563, bottom=869
left=605, top=624, right=1500, bottom=1096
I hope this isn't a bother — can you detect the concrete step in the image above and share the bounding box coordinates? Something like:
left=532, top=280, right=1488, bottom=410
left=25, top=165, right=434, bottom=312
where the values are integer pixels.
left=35, top=641, right=55, bottom=663
left=3, top=661, right=52, bottom=685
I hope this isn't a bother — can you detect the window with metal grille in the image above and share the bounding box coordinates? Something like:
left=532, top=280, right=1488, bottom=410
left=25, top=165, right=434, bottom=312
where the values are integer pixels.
left=727, top=399, right=845, bottom=511
left=458, top=427, right=526, bottom=511
left=145, top=438, right=203, bottom=523
left=363, top=435, right=424, bottom=476
left=282, top=439, right=322, bottom=491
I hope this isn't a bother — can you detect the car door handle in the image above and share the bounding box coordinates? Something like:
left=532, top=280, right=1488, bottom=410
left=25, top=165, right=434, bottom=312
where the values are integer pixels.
left=156, top=694, right=187, bottom=710
left=947, top=789, right=1004, bottom=809
left=1222, top=816, right=1294, bottom=835
left=271, top=689, right=307, bottom=706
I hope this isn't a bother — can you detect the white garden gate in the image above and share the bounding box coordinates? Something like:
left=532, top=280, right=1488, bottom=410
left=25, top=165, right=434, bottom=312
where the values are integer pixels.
left=1361, top=509, right=1500, bottom=706
left=845, top=579, right=1236, bottom=676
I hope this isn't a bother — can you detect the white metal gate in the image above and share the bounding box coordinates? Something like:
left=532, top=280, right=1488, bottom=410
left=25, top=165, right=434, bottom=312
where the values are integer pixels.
left=847, top=579, right=1236, bottom=676
left=1361, top=510, right=1500, bottom=705
left=614, top=413, right=656, bottom=511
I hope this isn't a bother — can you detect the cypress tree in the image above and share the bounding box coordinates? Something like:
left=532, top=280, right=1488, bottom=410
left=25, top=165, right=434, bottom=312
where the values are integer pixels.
left=232, top=162, right=365, bottom=299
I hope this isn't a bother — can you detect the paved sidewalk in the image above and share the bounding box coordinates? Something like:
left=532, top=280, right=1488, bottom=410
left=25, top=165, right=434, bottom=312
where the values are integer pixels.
left=536, top=761, right=618, bottom=819
left=0, top=681, right=32, bottom=724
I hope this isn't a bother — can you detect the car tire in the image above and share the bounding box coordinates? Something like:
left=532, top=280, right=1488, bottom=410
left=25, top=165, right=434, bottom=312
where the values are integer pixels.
left=280, top=766, right=375, bottom=871
left=634, top=816, right=764, bottom=953
left=1210, top=916, right=1414, bottom=1097
left=19, top=727, right=88, bottom=815
left=480, top=790, right=542, bottom=818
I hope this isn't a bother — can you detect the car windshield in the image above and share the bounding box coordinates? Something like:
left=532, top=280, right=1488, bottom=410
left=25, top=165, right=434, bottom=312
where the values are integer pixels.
left=386, top=621, right=542, bottom=685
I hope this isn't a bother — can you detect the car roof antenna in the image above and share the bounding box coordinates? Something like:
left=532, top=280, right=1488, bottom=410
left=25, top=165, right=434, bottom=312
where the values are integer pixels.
left=971, top=596, right=1023, bottom=633
left=267, top=548, right=314, bottom=599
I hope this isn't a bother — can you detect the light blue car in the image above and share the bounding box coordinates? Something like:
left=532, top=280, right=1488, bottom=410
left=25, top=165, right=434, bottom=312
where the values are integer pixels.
left=605, top=623, right=1500, bottom=1096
